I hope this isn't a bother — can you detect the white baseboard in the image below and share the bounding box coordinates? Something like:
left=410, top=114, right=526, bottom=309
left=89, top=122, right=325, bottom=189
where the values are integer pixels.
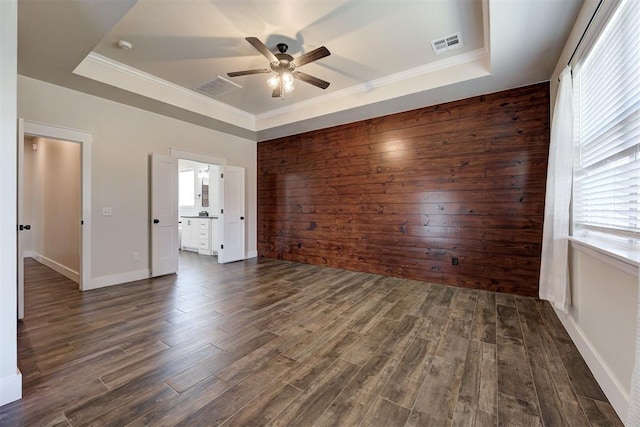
left=0, top=370, right=22, bottom=407
left=554, top=307, right=628, bottom=422
left=84, top=269, right=150, bottom=291
left=246, top=249, right=258, bottom=259
left=31, top=253, right=79, bottom=283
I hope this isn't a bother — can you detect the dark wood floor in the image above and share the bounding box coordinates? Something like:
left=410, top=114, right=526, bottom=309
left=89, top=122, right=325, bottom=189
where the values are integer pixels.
left=0, top=253, right=622, bottom=426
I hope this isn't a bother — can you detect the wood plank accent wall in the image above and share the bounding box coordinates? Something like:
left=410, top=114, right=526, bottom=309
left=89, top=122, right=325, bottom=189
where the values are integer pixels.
left=257, top=83, right=550, bottom=297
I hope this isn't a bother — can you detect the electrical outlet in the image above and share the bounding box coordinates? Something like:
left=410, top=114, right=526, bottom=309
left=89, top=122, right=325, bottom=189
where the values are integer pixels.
left=452, top=257, right=459, bottom=265
left=102, top=207, right=113, bottom=216
left=133, top=252, right=140, bottom=261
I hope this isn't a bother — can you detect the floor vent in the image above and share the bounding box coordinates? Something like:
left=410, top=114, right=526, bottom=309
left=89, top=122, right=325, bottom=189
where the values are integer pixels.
left=194, top=76, right=241, bottom=98
left=431, top=32, right=463, bottom=55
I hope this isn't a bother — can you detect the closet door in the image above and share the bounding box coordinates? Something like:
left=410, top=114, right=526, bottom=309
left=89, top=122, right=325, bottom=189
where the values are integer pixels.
left=218, top=165, right=245, bottom=263
left=151, top=153, right=178, bottom=276
left=17, top=118, right=25, bottom=319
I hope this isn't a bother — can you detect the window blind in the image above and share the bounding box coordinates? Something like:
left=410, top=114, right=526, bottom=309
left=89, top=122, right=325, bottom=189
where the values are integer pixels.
left=573, top=0, right=640, bottom=236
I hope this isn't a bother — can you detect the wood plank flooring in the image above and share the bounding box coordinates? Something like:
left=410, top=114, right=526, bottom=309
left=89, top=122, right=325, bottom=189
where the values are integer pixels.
left=0, top=253, right=622, bottom=426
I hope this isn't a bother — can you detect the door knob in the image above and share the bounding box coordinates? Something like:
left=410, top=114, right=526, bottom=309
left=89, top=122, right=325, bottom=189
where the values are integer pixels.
left=240, top=216, right=245, bottom=220
left=24, top=225, right=31, bottom=230
left=153, top=219, right=160, bottom=224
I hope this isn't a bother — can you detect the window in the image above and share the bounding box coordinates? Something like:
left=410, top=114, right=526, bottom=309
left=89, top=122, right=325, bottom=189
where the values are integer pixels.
left=179, top=169, right=195, bottom=207
left=572, top=0, right=640, bottom=242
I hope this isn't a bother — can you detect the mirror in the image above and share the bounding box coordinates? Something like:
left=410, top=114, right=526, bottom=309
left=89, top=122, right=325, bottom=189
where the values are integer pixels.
left=202, top=183, right=209, bottom=207
left=199, top=167, right=210, bottom=208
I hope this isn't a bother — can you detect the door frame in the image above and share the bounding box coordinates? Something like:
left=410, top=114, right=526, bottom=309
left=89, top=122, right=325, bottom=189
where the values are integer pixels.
left=170, top=148, right=227, bottom=168
left=21, top=119, right=93, bottom=291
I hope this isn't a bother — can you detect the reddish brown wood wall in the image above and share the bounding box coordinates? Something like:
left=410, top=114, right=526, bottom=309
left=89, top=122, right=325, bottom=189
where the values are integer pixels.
left=257, top=83, right=550, bottom=297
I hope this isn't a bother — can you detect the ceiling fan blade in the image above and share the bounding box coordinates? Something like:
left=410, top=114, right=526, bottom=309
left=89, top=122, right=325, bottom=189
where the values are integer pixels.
left=245, top=37, right=278, bottom=63
left=272, top=83, right=282, bottom=98
left=293, top=71, right=330, bottom=89
left=291, top=46, right=330, bottom=68
left=227, top=69, right=271, bottom=77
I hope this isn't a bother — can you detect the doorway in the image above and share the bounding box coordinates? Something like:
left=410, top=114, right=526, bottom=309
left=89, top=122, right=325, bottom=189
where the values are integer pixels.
left=150, top=149, right=246, bottom=276
left=22, top=136, right=81, bottom=279
left=165, top=148, right=246, bottom=268
left=177, top=158, right=222, bottom=270
left=18, top=119, right=92, bottom=319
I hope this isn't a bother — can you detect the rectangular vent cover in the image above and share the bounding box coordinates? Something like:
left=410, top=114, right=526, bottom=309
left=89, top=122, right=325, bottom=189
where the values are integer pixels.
left=431, top=32, right=463, bottom=55
left=194, top=76, right=241, bottom=98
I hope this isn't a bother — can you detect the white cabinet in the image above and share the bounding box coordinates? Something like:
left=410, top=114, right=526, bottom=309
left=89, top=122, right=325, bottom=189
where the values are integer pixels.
left=180, top=218, right=199, bottom=251
left=197, top=218, right=213, bottom=255
left=181, top=217, right=217, bottom=255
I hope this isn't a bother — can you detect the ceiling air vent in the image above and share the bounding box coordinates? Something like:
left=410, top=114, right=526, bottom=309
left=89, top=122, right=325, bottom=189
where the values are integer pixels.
left=193, top=76, right=241, bottom=99
left=431, top=32, right=463, bottom=55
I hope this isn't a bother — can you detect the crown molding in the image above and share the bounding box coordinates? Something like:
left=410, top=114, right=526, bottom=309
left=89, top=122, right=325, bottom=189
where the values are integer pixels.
left=255, top=47, right=490, bottom=131
left=73, top=52, right=256, bottom=130
left=74, top=46, right=489, bottom=134
left=256, top=47, right=490, bottom=123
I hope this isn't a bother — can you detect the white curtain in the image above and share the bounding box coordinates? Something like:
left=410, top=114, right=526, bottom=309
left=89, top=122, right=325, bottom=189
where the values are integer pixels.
left=628, top=270, right=640, bottom=424
left=538, top=66, right=573, bottom=311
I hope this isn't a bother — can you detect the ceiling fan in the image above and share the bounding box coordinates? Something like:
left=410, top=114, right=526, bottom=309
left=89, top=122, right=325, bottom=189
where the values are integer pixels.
left=227, top=37, right=331, bottom=98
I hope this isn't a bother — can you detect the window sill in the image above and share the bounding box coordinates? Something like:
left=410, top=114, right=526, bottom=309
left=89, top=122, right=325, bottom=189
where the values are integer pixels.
left=569, top=236, right=640, bottom=276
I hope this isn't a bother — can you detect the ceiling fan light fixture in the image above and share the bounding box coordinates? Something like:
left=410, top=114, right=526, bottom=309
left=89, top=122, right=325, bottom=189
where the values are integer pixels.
left=284, top=81, right=295, bottom=93
left=282, top=72, right=293, bottom=85
left=227, top=37, right=330, bottom=99
left=282, top=72, right=294, bottom=93
left=267, top=75, right=280, bottom=89
left=267, top=72, right=295, bottom=96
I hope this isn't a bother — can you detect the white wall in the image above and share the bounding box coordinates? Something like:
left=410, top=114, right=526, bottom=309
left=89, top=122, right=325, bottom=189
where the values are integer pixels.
left=0, top=0, right=21, bottom=407
left=556, top=243, right=637, bottom=420
left=570, top=245, right=637, bottom=388
left=548, top=0, right=636, bottom=421
left=18, top=75, right=257, bottom=287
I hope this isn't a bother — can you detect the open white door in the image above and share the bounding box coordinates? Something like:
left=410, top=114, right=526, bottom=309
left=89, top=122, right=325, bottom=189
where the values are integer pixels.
left=218, top=165, right=245, bottom=264
left=17, top=118, right=25, bottom=319
left=151, top=153, right=178, bottom=276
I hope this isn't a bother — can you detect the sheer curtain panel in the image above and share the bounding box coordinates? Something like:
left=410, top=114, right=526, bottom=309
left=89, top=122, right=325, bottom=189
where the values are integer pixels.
left=538, top=66, right=574, bottom=310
